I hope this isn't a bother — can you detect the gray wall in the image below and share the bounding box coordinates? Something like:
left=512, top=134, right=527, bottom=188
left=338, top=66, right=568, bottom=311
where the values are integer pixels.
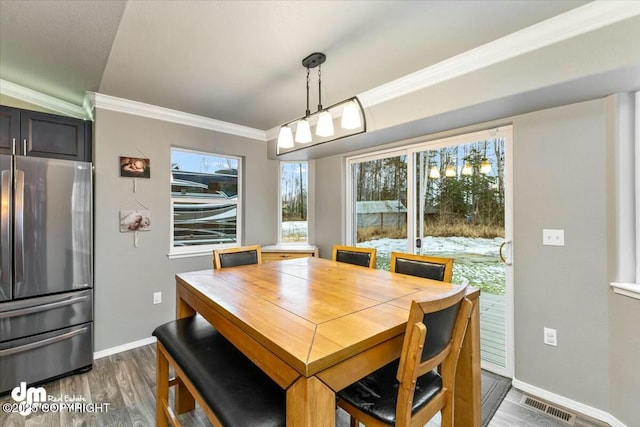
left=512, top=99, right=609, bottom=408
left=312, top=96, right=638, bottom=424
left=93, top=108, right=277, bottom=351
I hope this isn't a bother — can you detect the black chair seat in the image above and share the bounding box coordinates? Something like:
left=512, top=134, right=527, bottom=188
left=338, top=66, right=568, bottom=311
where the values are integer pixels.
left=152, top=315, right=286, bottom=427
left=337, top=359, right=442, bottom=425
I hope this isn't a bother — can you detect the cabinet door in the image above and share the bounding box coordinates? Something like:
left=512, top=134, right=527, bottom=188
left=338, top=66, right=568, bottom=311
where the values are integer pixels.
left=0, top=106, right=20, bottom=155
left=20, top=110, right=89, bottom=161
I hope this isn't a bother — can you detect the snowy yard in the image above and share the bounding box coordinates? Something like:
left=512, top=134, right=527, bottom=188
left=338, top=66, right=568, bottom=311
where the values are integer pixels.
left=364, top=237, right=505, bottom=295
left=282, top=221, right=505, bottom=295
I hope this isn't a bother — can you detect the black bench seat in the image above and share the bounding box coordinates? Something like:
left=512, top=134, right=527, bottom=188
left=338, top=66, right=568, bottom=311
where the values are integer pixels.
left=152, top=314, right=286, bottom=427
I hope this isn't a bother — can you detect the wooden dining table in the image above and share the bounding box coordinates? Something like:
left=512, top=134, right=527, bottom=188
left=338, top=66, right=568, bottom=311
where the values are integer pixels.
left=174, top=256, right=480, bottom=427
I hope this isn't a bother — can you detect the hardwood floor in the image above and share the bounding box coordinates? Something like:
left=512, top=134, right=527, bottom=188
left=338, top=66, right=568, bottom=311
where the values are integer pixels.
left=0, top=344, right=607, bottom=427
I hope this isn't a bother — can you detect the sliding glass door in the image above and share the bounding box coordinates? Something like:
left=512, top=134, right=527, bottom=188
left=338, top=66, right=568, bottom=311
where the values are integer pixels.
left=347, top=150, right=408, bottom=269
left=347, top=127, right=513, bottom=377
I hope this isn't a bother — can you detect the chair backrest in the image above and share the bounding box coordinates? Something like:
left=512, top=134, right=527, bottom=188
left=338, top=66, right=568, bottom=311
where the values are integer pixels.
left=390, top=252, right=454, bottom=282
left=213, top=245, right=262, bottom=269
left=395, top=281, right=472, bottom=425
left=332, top=245, right=377, bottom=268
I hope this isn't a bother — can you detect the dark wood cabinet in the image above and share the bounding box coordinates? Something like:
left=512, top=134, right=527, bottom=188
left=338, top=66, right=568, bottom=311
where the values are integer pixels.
left=0, top=106, right=20, bottom=155
left=0, top=105, right=92, bottom=162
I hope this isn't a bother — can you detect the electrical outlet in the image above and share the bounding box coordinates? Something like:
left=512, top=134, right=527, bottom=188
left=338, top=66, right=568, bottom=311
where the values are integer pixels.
left=544, top=327, right=557, bottom=346
left=153, top=292, right=162, bottom=305
left=543, top=229, right=564, bottom=246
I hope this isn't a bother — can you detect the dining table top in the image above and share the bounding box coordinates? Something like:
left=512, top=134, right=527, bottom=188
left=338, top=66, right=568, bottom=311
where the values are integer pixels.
left=175, top=256, right=476, bottom=378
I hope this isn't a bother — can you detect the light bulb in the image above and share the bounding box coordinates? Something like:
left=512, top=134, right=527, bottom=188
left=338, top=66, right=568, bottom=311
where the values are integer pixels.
left=277, top=126, right=294, bottom=149
left=295, top=119, right=312, bottom=143
left=429, top=166, right=440, bottom=179
left=316, top=110, right=334, bottom=137
left=341, top=100, right=362, bottom=130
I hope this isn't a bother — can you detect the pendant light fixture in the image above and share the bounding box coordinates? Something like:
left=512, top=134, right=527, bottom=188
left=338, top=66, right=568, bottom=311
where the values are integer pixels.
left=429, top=166, right=440, bottom=179
left=277, top=52, right=366, bottom=155
left=461, top=162, right=473, bottom=175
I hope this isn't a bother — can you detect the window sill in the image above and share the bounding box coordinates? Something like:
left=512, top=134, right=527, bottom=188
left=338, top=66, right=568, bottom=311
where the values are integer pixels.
left=610, top=282, right=640, bottom=300
left=167, top=250, right=213, bottom=260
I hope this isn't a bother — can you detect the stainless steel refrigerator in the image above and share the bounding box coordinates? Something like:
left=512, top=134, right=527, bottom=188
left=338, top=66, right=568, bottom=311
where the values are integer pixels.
left=0, top=155, right=93, bottom=394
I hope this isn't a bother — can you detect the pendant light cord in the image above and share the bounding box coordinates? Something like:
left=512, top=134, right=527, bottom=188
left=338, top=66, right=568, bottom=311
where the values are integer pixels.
left=317, top=64, right=323, bottom=112
left=305, top=67, right=311, bottom=117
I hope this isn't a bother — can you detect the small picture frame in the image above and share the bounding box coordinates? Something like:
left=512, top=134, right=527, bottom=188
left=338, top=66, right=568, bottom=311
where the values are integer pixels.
left=120, top=210, right=151, bottom=232
left=120, top=156, right=150, bottom=178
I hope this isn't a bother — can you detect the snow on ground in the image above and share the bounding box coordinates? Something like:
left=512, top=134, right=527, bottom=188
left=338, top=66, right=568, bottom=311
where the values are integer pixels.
left=365, top=236, right=501, bottom=257
left=282, top=221, right=505, bottom=294
left=364, top=237, right=505, bottom=295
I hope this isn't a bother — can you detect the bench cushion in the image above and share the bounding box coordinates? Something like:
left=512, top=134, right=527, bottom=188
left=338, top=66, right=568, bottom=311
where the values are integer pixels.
left=152, top=315, right=285, bottom=427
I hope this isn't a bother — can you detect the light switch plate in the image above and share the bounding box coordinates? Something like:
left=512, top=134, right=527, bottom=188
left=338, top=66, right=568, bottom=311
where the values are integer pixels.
left=543, top=229, right=564, bottom=246
left=544, top=327, right=557, bottom=346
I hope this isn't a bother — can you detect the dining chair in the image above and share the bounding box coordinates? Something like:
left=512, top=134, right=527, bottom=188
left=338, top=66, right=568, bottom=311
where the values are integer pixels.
left=213, top=244, right=262, bottom=269
left=332, top=245, right=377, bottom=268
left=390, top=252, right=454, bottom=282
left=337, top=281, right=472, bottom=427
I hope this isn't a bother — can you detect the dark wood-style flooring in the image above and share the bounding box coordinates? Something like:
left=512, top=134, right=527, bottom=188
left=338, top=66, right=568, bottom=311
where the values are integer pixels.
left=0, top=344, right=607, bottom=426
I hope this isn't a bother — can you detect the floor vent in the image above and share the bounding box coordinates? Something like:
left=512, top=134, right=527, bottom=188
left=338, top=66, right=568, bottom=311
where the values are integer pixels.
left=520, top=395, right=577, bottom=424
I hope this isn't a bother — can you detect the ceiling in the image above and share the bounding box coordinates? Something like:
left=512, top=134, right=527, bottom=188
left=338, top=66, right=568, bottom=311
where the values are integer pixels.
left=0, top=0, right=602, bottom=131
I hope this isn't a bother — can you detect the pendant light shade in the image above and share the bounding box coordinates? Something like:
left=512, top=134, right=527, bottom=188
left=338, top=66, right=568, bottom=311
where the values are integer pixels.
left=461, top=162, right=473, bottom=175
left=341, top=100, right=362, bottom=130
left=295, top=119, right=312, bottom=143
left=445, top=165, right=456, bottom=177
left=277, top=126, right=294, bottom=149
left=480, top=159, right=492, bottom=175
left=315, top=110, right=334, bottom=137
left=276, top=52, right=367, bottom=155
left=429, top=166, right=440, bottom=179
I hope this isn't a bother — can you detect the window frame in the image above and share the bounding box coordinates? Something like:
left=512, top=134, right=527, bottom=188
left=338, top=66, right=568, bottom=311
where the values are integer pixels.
left=168, top=147, right=242, bottom=259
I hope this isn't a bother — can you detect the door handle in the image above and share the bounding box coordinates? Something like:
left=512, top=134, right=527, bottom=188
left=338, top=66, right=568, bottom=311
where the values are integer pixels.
left=0, top=295, right=90, bottom=319
left=499, top=240, right=512, bottom=265
left=0, top=327, right=88, bottom=357
left=14, top=169, right=24, bottom=285
left=1, top=170, right=11, bottom=286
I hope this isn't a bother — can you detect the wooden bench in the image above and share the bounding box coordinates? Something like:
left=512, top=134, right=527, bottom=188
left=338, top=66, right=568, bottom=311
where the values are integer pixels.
left=152, top=314, right=286, bottom=427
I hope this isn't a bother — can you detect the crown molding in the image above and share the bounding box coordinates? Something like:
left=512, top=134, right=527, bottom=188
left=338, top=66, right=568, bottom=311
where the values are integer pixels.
left=357, top=1, right=640, bottom=108
left=0, top=79, right=87, bottom=119
left=86, top=92, right=266, bottom=141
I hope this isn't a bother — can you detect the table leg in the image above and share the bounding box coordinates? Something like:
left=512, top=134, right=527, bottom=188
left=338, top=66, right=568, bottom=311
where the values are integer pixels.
left=454, top=294, right=481, bottom=427
left=176, top=290, right=196, bottom=319
left=286, top=376, right=336, bottom=427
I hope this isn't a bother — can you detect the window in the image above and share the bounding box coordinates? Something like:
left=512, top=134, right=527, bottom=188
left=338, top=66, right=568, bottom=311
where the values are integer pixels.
left=170, top=148, right=241, bottom=257
left=279, top=161, right=308, bottom=243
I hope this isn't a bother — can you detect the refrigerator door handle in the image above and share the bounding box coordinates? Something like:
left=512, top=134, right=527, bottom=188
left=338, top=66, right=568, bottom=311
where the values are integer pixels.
left=1, top=170, right=10, bottom=286
left=0, top=327, right=88, bottom=357
left=14, top=169, right=24, bottom=285
left=0, top=295, right=90, bottom=319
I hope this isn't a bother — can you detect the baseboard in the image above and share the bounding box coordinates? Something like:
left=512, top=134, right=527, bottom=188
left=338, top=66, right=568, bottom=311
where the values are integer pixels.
left=93, top=336, right=156, bottom=360
left=512, top=378, right=626, bottom=427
